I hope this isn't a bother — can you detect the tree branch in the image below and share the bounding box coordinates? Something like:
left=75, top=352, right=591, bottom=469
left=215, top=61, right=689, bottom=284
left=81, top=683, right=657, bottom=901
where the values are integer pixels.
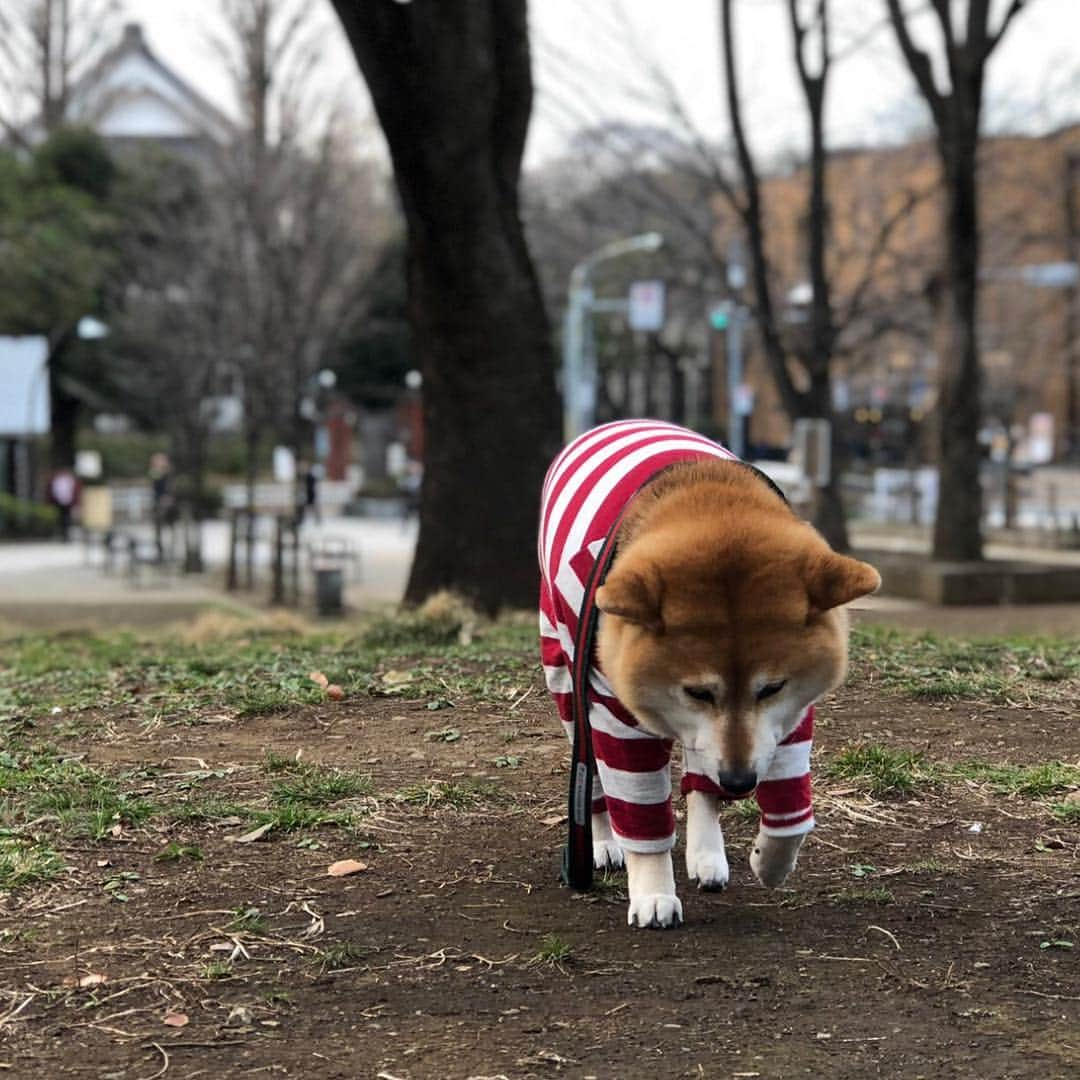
left=720, top=0, right=802, bottom=417
left=984, top=0, right=1029, bottom=59
left=883, top=0, right=946, bottom=130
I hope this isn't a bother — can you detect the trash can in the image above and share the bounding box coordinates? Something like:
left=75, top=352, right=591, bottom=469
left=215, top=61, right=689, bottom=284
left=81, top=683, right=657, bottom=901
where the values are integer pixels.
left=309, top=538, right=351, bottom=616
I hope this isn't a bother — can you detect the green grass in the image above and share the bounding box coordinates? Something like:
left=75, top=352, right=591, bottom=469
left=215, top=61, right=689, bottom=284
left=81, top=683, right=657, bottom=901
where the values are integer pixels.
left=5, top=621, right=1072, bottom=730
left=200, top=961, right=233, bottom=981
left=228, top=907, right=267, bottom=933
left=532, top=933, right=574, bottom=965
left=0, top=615, right=537, bottom=728
left=2, top=618, right=1075, bottom=909
left=722, top=797, right=761, bottom=822
left=823, top=745, right=932, bottom=798
left=832, top=886, right=896, bottom=906
left=1050, top=800, right=1080, bottom=824
left=264, top=750, right=301, bottom=773
left=0, top=749, right=153, bottom=839
left=316, top=941, right=369, bottom=971
left=951, top=762, right=1079, bottom=798
left=0, top=835, right=66, bottom=890
left=906, top=857, right=946, bottom=874
left=270, top=766, right=373, bottom=807
left=395, top=779, right=499, bottom=809
left=592, top=869, right=628, bottom=895
left=823, top=744, right=1079, bottom=804
left=154, top=842, right=203, bottom=863
left=849, top=626, right=1080, bottom=703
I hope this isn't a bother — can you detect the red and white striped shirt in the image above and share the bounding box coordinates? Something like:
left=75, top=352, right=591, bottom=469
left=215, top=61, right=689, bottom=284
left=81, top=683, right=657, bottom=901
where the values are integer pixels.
left=539, top=420, right=815, bottom=854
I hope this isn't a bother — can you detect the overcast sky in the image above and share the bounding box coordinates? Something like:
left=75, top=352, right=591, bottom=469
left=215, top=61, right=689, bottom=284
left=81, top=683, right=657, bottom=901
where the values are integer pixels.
left=123, top=0, right=1080, bottom=166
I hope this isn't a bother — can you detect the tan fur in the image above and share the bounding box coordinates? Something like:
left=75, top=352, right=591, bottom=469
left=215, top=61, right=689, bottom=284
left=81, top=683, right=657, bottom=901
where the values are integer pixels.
left=595, top=459, right=880, bottom=773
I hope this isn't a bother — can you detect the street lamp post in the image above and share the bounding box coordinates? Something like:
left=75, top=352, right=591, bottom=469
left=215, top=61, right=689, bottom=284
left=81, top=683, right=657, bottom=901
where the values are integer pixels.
left=562, top=232, right=663, bottom=440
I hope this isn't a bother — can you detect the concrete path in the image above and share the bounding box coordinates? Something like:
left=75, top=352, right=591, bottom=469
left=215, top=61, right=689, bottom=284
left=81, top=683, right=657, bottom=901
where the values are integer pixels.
left=0, top=517, right=418, bottom=630
left=3, top=516, right=1079, bottom=636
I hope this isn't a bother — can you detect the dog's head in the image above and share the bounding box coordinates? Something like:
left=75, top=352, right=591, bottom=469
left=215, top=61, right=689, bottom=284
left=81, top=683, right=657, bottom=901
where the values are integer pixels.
left=595, top=510, right=879, bottom=794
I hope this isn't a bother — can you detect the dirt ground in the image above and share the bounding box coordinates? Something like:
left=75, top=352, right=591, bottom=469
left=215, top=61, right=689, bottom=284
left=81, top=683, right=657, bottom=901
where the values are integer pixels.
left=1, top=641, right=1077, bottom=1079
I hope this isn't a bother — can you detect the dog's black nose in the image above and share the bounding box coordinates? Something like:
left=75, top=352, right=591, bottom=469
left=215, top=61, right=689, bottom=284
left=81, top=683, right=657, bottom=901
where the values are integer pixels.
left=718, top=768, right=757, bottom=795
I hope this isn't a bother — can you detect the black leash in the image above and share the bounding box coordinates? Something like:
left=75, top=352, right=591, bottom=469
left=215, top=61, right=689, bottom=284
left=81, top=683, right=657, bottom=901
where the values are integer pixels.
left=560, top=494, right=634, bottom=891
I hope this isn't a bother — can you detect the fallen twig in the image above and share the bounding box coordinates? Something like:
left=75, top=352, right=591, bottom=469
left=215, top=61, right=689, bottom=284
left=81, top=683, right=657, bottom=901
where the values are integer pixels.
left=867, top=925, right=902, bottom=951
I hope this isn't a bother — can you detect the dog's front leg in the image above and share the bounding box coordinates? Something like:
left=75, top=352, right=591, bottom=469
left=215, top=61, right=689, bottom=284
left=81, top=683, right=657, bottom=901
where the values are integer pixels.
left=625, top=850, right=682, bottom=929
left=750, top=831, right=806, bottom=888
left=685, top=790, right=729, bottom=890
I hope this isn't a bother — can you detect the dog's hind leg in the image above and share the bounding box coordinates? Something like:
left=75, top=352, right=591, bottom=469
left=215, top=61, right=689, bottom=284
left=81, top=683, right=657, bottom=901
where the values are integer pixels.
left=591, top=806, right=625, bottom=870
left=685, top=790, right=729, bottom=890
left=558, top=718, right=623, bottom=869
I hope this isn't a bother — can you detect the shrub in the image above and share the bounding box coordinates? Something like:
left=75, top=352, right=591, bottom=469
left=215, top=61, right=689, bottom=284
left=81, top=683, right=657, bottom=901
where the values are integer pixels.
left=0, top=493, right=58, bottom=538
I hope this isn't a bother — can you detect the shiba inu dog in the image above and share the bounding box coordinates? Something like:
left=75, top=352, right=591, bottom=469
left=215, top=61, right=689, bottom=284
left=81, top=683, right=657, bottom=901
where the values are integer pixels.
left=539, top=421, right=879, bottom=928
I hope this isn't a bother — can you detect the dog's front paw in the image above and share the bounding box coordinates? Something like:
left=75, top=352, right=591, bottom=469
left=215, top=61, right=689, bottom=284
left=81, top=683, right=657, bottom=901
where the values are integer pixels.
left=627, top=894, right=683, bottom=929
left=686, top=848, right=729, bottom=891
left=750, top=833, right=802, bottom=889
left=593, top=838, right=625, bottom=870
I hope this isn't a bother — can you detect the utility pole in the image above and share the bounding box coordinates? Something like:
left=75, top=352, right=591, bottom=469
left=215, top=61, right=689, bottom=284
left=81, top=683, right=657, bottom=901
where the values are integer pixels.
left=1065, top=153, right=1080, bottom=461
left=710, top=301, right=751, bottom=459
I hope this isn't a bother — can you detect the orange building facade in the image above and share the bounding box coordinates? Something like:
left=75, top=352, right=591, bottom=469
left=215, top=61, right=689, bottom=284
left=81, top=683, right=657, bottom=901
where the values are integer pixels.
left=711, top=123, right=1080, bottom=464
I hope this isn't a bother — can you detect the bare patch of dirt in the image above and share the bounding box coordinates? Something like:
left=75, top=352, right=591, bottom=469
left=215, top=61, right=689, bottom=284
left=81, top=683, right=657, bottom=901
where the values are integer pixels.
left=1, top=681, right=1077, bottom=1079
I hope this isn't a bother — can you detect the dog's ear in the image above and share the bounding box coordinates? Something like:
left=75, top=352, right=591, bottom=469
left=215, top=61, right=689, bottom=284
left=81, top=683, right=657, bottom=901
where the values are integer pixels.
left=596, top=562, right=663, bottom=631
left=804, top=551, right=881, bottom=613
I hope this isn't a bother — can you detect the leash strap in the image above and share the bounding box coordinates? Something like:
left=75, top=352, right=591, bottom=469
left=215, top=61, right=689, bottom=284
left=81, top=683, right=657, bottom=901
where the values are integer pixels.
left=561, top=497, right=641, bottom=892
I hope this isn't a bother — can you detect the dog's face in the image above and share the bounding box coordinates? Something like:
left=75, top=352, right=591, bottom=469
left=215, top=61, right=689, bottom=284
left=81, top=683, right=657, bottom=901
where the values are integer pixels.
left=596, top=514, right=879, bottom=791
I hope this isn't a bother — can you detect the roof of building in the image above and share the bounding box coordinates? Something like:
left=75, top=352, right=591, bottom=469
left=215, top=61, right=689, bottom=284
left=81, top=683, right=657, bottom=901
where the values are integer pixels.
left=63, top=22, right=233, bottom=145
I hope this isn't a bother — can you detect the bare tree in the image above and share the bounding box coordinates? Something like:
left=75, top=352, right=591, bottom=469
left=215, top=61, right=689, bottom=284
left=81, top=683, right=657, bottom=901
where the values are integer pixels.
left=719, top=0, right=857, bottom=545
left=105, top=149, right=238, bottom=528
left=883, top=0, right=1032, bottom=561
left=537, top=3, right=928, bottom=549
left=331, top=0, right=562, bottom=613
left=0, top=0, right=121, bottom=143
left=212, top=0, right=383, bottom=506
left=0, top=0, right=122, bottom=470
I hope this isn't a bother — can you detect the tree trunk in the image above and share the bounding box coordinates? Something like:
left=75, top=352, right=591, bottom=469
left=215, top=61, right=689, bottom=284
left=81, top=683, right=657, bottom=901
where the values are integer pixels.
left=332, top=0, right=560, bottom=614
left=803, top=371, right=850, bottom=551
left=48, top=334, right=79, bottom=471
left=244, top=424, right=259, bottom=514
left=932, top=138, right=984, bottom=561
left=881, top=0, right=1028, bottom=563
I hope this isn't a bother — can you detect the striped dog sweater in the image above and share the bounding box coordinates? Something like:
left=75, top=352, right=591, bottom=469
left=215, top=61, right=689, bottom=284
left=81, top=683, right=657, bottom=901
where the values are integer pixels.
left=539, top=420, right=815, bottom=854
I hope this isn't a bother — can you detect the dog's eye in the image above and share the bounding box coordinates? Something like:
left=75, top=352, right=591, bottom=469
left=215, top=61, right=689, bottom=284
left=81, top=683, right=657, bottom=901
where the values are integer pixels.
left=683, top=685, right=716, bottom=705
left=756, top=680, right=787, bottom=701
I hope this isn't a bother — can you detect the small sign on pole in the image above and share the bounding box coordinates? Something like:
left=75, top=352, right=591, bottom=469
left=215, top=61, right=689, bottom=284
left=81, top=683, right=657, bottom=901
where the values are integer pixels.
left=793, top=419, right=832, bottom=487
left=733, top=383, right=756, bottom=416
left=628, top=280, right=665, bottom=332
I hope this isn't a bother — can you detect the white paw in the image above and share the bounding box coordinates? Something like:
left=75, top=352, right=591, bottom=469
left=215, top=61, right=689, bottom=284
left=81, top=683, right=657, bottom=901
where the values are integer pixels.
left=750, top=842, right=798, bottom=889
left=627, top=894, right=683, bottom=929
left=686, top=848, right=729, bottom=891
left=593, top=839, right=625, bottom=870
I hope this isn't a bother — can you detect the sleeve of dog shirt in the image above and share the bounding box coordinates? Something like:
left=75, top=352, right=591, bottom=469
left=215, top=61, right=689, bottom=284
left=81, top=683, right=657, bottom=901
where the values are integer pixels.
left=754, top=706, right=815, bottom=837
left=589, top=696, right=677, bottom=853
left=539, top=584, right=573, bottom=725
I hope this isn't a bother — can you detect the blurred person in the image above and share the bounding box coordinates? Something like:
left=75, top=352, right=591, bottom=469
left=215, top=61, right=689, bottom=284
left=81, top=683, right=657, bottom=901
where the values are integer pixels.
left=295, top=460, right=320, bottom=527
left=47, top=467, right=81, bottom=542
left=400, top=459, right=422, bottom=521
left=148, top=452, right=176, bottom=557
